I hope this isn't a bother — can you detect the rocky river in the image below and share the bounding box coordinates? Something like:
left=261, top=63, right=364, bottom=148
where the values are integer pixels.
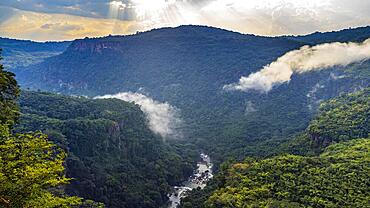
left=168, top=153, right=213, bottom=208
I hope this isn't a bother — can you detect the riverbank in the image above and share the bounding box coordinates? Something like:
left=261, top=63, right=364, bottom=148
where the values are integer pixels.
left=168, top=153, right=213, bottom=208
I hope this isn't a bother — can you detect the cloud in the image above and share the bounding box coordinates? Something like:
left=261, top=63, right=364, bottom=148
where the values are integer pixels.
left=224, top=38, right=370, bottom=92
left=1, top=0, right=370, bottom=41
left=0, top=6, right=136, bottom=41
left=195, top=0, right=370, bottom=35
left=0, top=0, right=108, bottom=18
left=95, top=92, right=182, bottom=139
left=40, top=22, right=84, bottom=31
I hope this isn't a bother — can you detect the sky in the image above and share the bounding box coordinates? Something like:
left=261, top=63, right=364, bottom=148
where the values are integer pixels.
left=0, top=0, right=370, bottom=41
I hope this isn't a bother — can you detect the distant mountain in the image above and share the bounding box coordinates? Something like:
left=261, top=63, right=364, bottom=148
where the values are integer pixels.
left=287, top=26, right=370, bottom=44
left=14, top=25, right=303, bottom=96
left=0, top=37, right=70, bottom=69
left=16, top=91, right=197, bottom=208
left=11, top=25, right=370, bottom=166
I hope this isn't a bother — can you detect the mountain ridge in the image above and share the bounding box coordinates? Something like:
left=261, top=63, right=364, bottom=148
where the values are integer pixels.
left=8, top=24, right=370, bottom=167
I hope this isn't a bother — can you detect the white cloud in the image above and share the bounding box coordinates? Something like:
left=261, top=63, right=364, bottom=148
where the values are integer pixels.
left=106, top=0, right=370, bottom=36
left=95, top=92, right=182, bottom=139
left=1, top=0, right=370, bottom=40
left=224, top=38, right=370, bottom=92
left=0, top=6, right=136, bottom=41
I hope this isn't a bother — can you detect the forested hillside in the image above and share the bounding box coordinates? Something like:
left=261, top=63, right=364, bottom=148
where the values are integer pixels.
left=16, top=91, right=198, bottom=208
left=0, top=37, right=70, bottom=69
left=288, top=26, right=370, bottom=44
left=181, top=88, right=370, bottom=208
left=308, top=89, right=370, bottom=145
left=11, top=26, right=370, bottom=168
left=205, top=138, right=369, bottom=208
left=279, top=88, right=370, bottom=155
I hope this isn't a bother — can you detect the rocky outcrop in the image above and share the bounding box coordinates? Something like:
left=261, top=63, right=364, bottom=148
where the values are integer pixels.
left=70, top=40, right=122, bottom=54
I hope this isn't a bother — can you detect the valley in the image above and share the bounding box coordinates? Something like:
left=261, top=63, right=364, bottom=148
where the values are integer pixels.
left=12, top=26, right=370, bottom=168
left=0, top=25, right=369, bottom=208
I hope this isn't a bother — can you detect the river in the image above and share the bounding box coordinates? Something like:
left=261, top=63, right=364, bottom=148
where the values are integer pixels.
left=168, top=153, right=213, bottom=208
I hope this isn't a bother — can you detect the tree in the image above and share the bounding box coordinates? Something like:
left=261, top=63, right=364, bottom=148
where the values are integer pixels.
left=0, top=50, right=89, bottom=207
left=0, top=49, right=20, bottom=126
left=0, top=125, right=82, bottom=207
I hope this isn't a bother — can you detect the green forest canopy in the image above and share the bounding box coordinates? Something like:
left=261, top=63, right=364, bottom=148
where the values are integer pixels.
left=206, top=138, right=370, bottom=208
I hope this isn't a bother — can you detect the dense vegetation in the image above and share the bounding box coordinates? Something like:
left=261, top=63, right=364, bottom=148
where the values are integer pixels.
left=16, top=91, right=198, bottom=208
left=0, top=53, right=87, bottom=207
left=181, top=88, right=370, bottom=207
left=308, top=89, right=370, bottom=146
left=0, top=126, right=84, bottom=208
left=0, top=50, right=20, bottom=126
left=280, top=88, right=370, bottom=155
left=205, top=138, right=369, bottom=208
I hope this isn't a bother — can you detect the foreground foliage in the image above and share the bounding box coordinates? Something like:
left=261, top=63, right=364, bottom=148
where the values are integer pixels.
left=0, top=126, right=82, bottom=207
left=0, top=53, right=90, bottom=207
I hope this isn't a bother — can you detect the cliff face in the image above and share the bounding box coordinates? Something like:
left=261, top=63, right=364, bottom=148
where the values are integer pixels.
left=69, top=40, right=123, bottom=54
left=309, top=133, right=332, bottom=148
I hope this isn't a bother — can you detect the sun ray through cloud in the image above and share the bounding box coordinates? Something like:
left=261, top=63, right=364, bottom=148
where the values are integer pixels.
left=1, top=0, right=370, bottom=40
